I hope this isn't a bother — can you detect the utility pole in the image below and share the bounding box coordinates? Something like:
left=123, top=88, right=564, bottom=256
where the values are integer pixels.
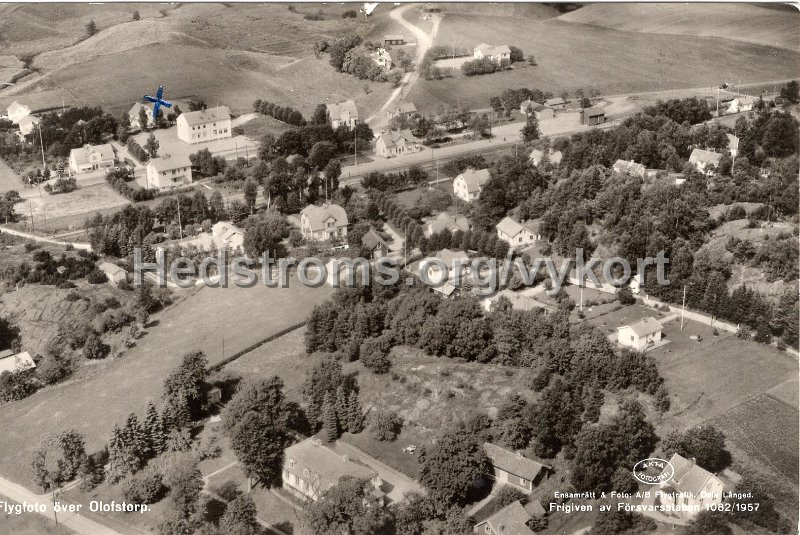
left=354, top=129, right=357, bottom=166
left=38, top=123, right=46, bottom=169
left=680, top=285, right=686, bottom=330
left=716, top=86, right=720, bottom=117
left=29, top=201, right=34, bottom=231
left=579, top=284, right=584, bottom=312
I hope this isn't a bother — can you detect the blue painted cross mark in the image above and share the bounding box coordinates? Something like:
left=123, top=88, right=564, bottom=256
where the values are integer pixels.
left=143, top=85, right=172, bottom=120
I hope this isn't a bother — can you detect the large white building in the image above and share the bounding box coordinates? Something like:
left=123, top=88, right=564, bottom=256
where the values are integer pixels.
left=496, top=217, right=540, bottom=248
left=146, top=154, right=193, bottom=190
left=176, top=106, right=232, bottom=144
left=300, top=203, right=348, bottom=241
left=473, top=43, right=511, bottom=64
left=69, top=143, right=116, bottom=174
left=6, top=101, right=31, bottom=124
left=326, top=101, right=359, bottom=129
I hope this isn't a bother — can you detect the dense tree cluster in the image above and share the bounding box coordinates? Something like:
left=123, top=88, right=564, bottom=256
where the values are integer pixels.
left=35, top=106, right=118, bottom=158
left=642, top=97, right=712, bottom=125
left=461, top=57, right=508, bottom=76
left=662, top=425, right=731, bottom=473
left=126, top=137, right=149, bottom=163
left=105, top=168, right=156, bottom=202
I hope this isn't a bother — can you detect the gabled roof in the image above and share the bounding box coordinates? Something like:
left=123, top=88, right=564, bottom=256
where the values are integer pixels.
left=734, top=96, right=754, bottom=107
left=529, top=148, right=562, bottom=166
left=497, top=216, right=526, bottom=238
left=436, top=248, right=469, bottom=266
left=211, top=221, right=244, bottom=241
left=148, top=153, right=192, bottom=172
left=583, top=106, right=604, bottom=117
left=98, top=262, right=126, bottom=277
left=689, top=148, right=722, bottom=166
left=378, top=129, right=416, bottom=149
left=612, top=159, right=646, bottom=175
left=362, top=228, right=387, bottom=250
left=129, top=102, right=152, bottom=116
left=427, top=212, right=469, bottom=235
left=662, top=453, right=721, bottom=496
left=70, top=143, right=115, bottom=165
left=179, top=106, right=231, bottom=127
left=7, top=101, right=31, bottom=122
left=433, top=282, right=456, bottom=296
left=301, top=203, right=348, bottom=232
left=474, top=43, right=510, bottom=56
left=17, top=115, right=40, bottom=135
left=726, top=134, right=739, bottom=152
left=545, top=97, right=565, bottom=107
left=0, top=351, right=35, bottom=375
left=477, top=500, right=534, bottom=535
left=456, top=168, right=491, bottom=193
left=391, top=102, right=417, bottom=114
left=284, top=438, right=377, bottom=491
left=484, top=442, right=550, bottom=481
left=620, top=317, right=662, bottom=337
left=326, top=101, right=359, bottom=122
left=384, top=34, right=404, bottom=41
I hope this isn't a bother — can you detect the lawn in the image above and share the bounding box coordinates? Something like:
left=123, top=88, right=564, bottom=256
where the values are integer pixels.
left=0, top=502, right=74, bottom=535
left=238, top=115, right=296, bottom=141
left=19, top=183, right=129, bottom=235
left=340, top=425, right=429, bottom=480
left=407, top=14, right=800, bottom=113
left=0, top=277, right=334, bottom=488
left=0, top=156, right=23, bottom=194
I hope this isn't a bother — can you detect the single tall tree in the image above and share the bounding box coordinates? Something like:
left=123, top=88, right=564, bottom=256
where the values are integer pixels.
left=144, top=132, right=159, bottom=159
left=230, top=412, right=288, bottom=488
left=521, top=114, right=540, bottom=142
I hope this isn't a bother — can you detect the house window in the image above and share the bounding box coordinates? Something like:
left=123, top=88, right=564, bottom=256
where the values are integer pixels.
left=289, top=460, right=295, bottom=468
left=520, top=478, right=529, bottom=487
left=518, top=237, right=522, bottom=243
left=485, top=525, right=491, bottom=534
left=630, top=336, right=634, bottom=342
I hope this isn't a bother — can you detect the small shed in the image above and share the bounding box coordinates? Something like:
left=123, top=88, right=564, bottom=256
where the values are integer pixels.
left=581, top=107, right=605, bottom=126
left=98, top=262, right=127, bottom=285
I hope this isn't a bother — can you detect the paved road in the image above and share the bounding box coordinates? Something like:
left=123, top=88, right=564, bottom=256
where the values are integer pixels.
left=0, top=475, right=122, bottom=535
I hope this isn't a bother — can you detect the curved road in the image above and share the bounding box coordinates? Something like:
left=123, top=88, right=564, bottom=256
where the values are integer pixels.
left=365, top=4, right=440, bottom=129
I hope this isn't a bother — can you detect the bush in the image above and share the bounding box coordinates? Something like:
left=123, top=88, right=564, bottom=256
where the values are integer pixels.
left=369, top=410, right=402, bottom=441
left=105, top=297, right=121, bottom=309
left=342, top=9, right=357, bottom=18
left=617, top=286, right=636, bottom=305
left=86, top=269, right=108, bottom=284
left=83, top=333, right=110, bottom=360
left=121, top=467, right=167, bottom=504
left=213, top=480, right=242, bottom=502
left=359, top=335, right=391, bottom=374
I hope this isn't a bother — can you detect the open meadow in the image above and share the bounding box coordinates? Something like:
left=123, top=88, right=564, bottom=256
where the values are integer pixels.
left=0, top=278, right=334, bottom=488
left=408, top=12, right=800, bottom=113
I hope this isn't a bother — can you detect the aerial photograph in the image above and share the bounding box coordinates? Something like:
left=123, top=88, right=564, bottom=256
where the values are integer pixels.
left=0, top=1, right=797, bottom=534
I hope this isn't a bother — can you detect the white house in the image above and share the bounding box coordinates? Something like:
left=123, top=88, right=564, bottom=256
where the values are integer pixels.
left=69, top=143, right=115, bottom=174
left=17, top=115, right=40, bottom=137
left=688, top=148, right=722, bottom=175
left=283, top=438, right=383, bottom=504
left=659, top=453, right=724, bottom=518
left=0, top=350, right=35, bottom=375
left=453, top=168, right=491, bottom=202
left=520, top=101, right=553, bottom=120
left=128, top=103, right=154, bottom=130
left=726, top=134, right=740, bottom=158
left=496, top=217, right=540, bottom=248
left=146, top=154, right=193, bottom=190
left=176, top=106, right=232, bottom=144
left=529, top=148, right=562, bottom=167
left=387, top=102, right=417, bottom=119
left=211, top=221, right=244, bottom=251
left=545, top=97, right=566, bottom=109
left=473, top=43, right=511, bottom=64
left=326, top=101, right=359, bottom=129
left=374, top=130, right=420, bottom=158
left=630, top=274, right=642, bottom=294
left=373, top=48, right=392, bottom=71
left=300, top=203, right=348, bottom=241
left=6, top=101, right=31, bottom=124
left=617, top=317, right=662, bottom=350
left=612, top=159, right=646, bottom=178
left=484, top=442, right=551, bottom=494
left=98, top=262, right=127, bottom=285
left=725, top=96, right=754, bottom=114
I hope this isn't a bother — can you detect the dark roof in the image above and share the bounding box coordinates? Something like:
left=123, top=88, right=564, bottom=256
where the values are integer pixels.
left=362, top=229, right=387, bottom=250
left=484, top=442, right=550, bottom=481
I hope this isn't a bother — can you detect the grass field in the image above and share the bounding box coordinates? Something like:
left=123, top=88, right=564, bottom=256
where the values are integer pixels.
left=558, top=3, right=800, bottom=51
left=0, top=502, right=74, bottom=535
left=0, top=278, right=334, bottom=488
left=238, top=115, right=296, bottom=141
left=407, top=14, right=800, bottom=113
left=0, top=156, right=23, bottom=194
left=20, top=183, right=129, bottom=234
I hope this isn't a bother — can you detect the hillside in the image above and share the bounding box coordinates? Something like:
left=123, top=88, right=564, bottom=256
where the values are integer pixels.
left=559, top=3, right=800, bottom=51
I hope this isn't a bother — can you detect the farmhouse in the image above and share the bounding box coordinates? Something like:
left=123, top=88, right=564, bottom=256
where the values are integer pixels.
left=453, top=168, right=491, bottom=202
left=374, top=129, right=421, bottom=158
left=283, top=438, right=384, bottom=504
left=496, top=217, right=540, bottom=247
left=300, top=203, right=348, bottom=241
left=529, top=148, right=562, bottom=167
left=545, top=97, right=566, bottom=109
left=581, top=107, right=605, bottom=126
left=326, top=101, right=359, bottom=129
left=128, top=103, right=154, bottom=130
left=17, top=115, right=40, bottom=137
left=725, top=96, right=754, bottom=114
left=384, top=34, right=405, bottom=45
left=7, top=101, right=31, bottom=124
left=473, top=43, right=511, bottom=64
left=211, top=221, right=244, bottom=251
left=424, top=212, right=470, bottom=237
left=689, top=148, right=722, bottom=174
left=373, top=48, right=393, bottom=71
left=146, top=154, right=193, bottom=191
left=98, top=262, right=127, bottom=285
left=726, top=133, right=740, bottom=158
left=617, top=317, right=662, bottom=350
left=520, top=101, right=553, bottom=120
left=387, top=102, right=418, bottom=119
left=361, top=228, right=389, bottom=260
left=612, top=159, right=646, bottom=178
left=659, top=453, right=724, bottom=517
left=473, top=500, right=545, bottom=535
left=69, top=143, right=115, bottom=174
left=177, top=106, right=232, bottom=144
left=484, top=442, right=551, bottom=494
left=0, top=350, right=35, bottom=375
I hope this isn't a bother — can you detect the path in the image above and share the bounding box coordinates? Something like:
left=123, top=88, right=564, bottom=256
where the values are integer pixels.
left=0, top=225, right=92, bottom=250
left=365, top=4, right=440, bottom=129
left=0, top=475, right=123, bottom=535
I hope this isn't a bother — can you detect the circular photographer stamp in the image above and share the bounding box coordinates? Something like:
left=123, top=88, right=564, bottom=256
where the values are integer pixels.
left=632, top=458, right=674, bottom=485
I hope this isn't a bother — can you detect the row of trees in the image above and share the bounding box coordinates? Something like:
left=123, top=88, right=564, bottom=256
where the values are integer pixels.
left=252, top=99, right=306, bottom=127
